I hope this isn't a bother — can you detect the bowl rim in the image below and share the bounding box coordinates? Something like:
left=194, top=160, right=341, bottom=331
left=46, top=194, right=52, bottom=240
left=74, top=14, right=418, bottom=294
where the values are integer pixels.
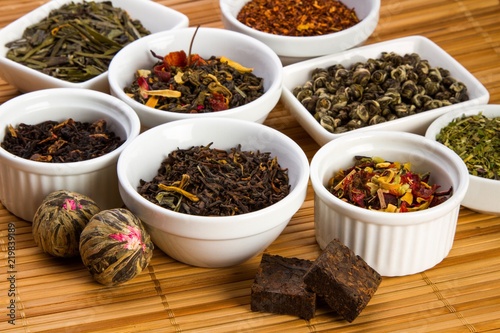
left=0, top=88, right=141, bottom=174
left=108, top=26, right=283, bottom=122
left=117, top=117, right=310, bottom=236
left=310, top=130, right=470, bottom=226
left=0, top=0, right=189, bottom=89
left=219, top=0, right=381, bottom=42
left=425, top=103, right=500, bottom=185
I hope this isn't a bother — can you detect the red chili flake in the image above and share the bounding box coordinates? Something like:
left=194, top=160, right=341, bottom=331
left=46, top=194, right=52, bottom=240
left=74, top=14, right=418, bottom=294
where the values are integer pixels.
left=237, top=0, right=360, bottom=37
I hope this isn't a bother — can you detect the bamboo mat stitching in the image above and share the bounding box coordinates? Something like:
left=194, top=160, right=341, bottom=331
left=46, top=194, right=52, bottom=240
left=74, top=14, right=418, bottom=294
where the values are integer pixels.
left=421, top=272, right=477, bottom=332
left=147, top=265, right=182, bottom=332
left=455, top=0, right=500, bottom=56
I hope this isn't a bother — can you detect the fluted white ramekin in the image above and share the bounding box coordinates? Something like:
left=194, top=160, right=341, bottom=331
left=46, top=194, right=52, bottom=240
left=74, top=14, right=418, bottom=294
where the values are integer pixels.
left=310, top=131, right=469, bottom=276
left=0, top=88, right=140, bottom=222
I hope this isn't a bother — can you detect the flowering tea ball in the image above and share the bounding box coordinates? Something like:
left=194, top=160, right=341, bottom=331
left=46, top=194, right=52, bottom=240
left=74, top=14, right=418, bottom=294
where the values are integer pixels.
left=79, top=208, right=154, bottom=286
left=32, top=190, right=101, bottom=258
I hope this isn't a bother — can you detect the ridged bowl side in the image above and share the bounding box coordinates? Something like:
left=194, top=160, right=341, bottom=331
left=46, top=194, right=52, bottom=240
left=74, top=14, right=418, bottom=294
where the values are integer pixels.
left=314, top=195, right=460, bottom=276
left=0, top=88, right=140, bottom=222
left=0, top=162, right=121, bottom=222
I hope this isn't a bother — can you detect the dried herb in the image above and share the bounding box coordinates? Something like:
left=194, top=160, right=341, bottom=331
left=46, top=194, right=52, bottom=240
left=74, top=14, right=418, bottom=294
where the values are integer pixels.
left=5, top=1, right=150, bottom=83
left=327, top=156, right=452, bottom=212
left=436, top=113, right=500, bottom=180
left=138, top=143, right=290, bottom=216
left=124, top=50, right=264, bottom=113
left=1, top=118, right=124, bottom=162
left=237, top=0, right=360, bottom=36
left=293, top=52, right=469, bottom=134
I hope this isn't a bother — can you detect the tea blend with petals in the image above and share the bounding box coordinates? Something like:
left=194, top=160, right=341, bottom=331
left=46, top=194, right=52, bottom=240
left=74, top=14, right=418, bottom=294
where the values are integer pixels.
left=2, top=118, right=124, bottom=162
left=138, top=143, right=290, bottom=216
left=5, top=1, right=150, bottom=82
left=124, top=50, right=265, bottom=113
left=327, top=156, right=452, bottom=212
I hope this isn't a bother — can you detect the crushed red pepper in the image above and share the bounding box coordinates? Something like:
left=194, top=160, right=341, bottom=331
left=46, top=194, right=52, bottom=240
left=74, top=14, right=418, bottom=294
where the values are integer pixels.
left=237, top=0, right=360, bottom=37
left=327, top=156, right=452, bottom=213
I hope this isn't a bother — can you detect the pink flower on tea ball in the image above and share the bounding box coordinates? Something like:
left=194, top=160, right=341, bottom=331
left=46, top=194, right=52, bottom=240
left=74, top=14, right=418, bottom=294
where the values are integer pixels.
left=62, top=199, right=83, bottom=210
left=110, top=226, right=146, bottom=251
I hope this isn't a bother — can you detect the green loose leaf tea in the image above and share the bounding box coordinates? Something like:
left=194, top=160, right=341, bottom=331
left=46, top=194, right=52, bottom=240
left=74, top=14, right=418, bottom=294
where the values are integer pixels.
left=138, top=143, right=290, bottom=216
left=436, top=113, right=500, bottom=180
left=5, top=1, right=151, bottom=82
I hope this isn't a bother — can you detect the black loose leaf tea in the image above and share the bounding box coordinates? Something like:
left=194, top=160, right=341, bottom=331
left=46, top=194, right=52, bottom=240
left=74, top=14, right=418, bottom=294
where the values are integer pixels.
left=138, top=143, right=290, bottom=216
left=1, top=118, right=124, bottom=162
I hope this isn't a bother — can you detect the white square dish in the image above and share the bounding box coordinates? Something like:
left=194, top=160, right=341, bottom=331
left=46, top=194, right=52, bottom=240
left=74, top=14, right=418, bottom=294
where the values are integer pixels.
left=281, top=35, right=490, bottom=146
left=220, top=0, right=380, bottom=65
left=0, top=0, right=189, bottom=93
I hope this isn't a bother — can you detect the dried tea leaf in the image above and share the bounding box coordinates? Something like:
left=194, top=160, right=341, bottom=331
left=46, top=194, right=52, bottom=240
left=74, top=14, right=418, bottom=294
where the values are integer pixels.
left=436, top=113, right=500, bottom=180
left=5, top=1, right=150, bottom=82
left=138, top=144, right=290, bottom=216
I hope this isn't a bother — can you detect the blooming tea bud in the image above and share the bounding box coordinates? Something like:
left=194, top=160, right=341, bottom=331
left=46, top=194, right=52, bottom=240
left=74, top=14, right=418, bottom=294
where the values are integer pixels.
left=79, top=208, right=154, bottom=286
left=32, top=190, right=101, bottom=257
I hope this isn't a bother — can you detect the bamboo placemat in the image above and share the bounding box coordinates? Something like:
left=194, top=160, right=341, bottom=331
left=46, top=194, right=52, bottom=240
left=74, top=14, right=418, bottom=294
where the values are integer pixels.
left=1, top=0, right=500, bottom=332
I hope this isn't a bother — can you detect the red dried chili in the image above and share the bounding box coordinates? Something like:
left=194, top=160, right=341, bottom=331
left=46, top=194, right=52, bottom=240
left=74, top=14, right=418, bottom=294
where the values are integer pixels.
left=237, top=0, right=360, bottom=37
left=327, top=156, right=452, bottom=213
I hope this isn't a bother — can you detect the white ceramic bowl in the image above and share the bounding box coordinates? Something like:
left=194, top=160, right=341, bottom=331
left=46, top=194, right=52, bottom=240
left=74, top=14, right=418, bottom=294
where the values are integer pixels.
left=310, top=131, right=469, bottom=276
left=282, top=36, right=490, bottom=146
left=220, top=0, right=380, bottom=65
left=0, top=0, right=188, bottom=93
left=108, top=27, right=283, bottom=129
left=425, top=104, right=500, bottom=215
left=0, top=88, right=141, bottom=222
left=117, top=118, right=309, bottom=267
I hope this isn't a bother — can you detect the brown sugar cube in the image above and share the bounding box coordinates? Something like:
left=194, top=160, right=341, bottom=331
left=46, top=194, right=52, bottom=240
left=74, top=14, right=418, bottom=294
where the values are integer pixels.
left=250, top=253, right=316, bottom=320
left=303, top=239, right=381, bottom=322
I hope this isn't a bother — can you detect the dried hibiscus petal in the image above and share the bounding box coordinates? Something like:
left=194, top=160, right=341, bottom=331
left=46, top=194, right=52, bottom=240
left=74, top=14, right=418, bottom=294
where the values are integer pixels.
left=164, top=50, right=187, bottom=67
left=137, top=76, right=150, bottom=98
left=153, top=64, right=171, bottom=82
left=208, top=92, right=229, bottom=111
